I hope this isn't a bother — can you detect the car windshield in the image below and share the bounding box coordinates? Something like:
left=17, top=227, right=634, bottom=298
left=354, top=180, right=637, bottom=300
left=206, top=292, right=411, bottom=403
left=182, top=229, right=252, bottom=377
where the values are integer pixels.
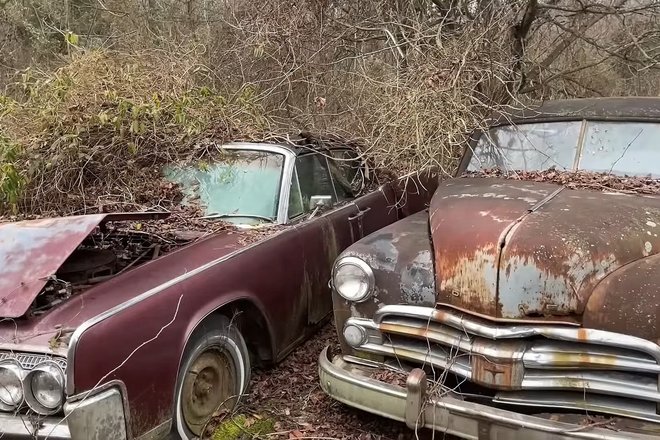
left=163, top=149, right=285, bottom=225
left=468, top=120, right=660, bottom=178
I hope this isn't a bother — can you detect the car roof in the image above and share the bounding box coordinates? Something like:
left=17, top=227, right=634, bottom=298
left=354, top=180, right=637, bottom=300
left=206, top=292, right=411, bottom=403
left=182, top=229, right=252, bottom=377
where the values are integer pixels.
left=490, top=97, right=660, bottom=126
left=225, top=139, right=357, bottom=156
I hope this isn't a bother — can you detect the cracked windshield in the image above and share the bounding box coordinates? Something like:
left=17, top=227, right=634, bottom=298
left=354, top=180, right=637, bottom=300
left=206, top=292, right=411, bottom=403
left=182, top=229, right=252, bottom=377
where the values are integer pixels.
left=469, top=121, right=660, bottom=177
left=164, top=150, right=284, bottom=225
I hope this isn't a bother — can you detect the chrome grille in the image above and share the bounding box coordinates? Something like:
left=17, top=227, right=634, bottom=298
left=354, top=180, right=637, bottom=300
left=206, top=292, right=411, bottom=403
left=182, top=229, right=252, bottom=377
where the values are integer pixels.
left=345, top=305, right=660, bottom=423
left=0, top=351, right=67, bottom=370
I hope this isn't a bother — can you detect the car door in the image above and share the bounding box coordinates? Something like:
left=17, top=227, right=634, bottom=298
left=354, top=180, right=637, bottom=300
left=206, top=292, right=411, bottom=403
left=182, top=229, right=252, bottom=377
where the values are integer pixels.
left=326, top=148, right=399, bottom=240
left=287, top=152, right=358, bottom=324
left=330, top=149, right=439, bottom=239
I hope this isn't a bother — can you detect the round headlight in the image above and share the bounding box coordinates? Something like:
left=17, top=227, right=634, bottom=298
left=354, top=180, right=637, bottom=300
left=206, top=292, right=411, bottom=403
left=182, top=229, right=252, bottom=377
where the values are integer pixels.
left=25, top=363, right=64, bottom=414
left=343, top=324, right=367, bottom=348
left=0, top=363, right=24, bottom=410
left=333, top=256, right=374, bottom=302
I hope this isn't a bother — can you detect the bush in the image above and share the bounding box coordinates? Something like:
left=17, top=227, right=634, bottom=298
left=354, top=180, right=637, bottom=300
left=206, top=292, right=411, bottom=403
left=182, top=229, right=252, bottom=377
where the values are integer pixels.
left=0, top=50, right=279, bottom=216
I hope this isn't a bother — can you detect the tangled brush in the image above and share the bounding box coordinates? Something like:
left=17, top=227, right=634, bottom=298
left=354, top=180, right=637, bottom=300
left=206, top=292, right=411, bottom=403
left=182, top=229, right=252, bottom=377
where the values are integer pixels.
left=0, top=49, right=280, bottom=216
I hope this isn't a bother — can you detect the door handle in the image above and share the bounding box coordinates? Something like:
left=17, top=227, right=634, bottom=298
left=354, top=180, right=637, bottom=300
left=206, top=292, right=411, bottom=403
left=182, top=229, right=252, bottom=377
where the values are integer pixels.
left=347, top=206, right=371, bottom=221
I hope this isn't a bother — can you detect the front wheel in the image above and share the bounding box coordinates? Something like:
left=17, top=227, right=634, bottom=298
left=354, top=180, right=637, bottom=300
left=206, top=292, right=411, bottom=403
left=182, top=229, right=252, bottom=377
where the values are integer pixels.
left=173, top=316, right=251, bottom=439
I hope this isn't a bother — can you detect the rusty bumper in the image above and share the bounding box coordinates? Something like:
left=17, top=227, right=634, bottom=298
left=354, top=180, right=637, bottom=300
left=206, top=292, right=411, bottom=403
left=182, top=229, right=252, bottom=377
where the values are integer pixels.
left=318, top=346, right=659, bottom=440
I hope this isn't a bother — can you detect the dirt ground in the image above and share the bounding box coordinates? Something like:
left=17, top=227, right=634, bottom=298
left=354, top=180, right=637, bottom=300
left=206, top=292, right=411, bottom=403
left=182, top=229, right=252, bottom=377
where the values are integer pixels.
left=205, top=323, right=439, bottom=440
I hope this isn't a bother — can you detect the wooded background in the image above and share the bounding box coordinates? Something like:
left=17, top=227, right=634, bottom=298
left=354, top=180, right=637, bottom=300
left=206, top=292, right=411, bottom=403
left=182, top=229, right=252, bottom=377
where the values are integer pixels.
left=0, top=0, right=659, bottom=212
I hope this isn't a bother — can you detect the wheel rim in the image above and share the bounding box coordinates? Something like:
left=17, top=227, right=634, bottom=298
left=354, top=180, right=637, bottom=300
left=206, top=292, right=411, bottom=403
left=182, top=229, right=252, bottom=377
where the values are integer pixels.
left=180, top=348, right=237, bottom=436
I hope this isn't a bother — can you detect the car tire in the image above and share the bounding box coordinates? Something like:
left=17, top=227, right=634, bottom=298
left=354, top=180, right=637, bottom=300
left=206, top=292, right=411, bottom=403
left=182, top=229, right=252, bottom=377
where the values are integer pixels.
left=173, top=315, right=251, bottom=439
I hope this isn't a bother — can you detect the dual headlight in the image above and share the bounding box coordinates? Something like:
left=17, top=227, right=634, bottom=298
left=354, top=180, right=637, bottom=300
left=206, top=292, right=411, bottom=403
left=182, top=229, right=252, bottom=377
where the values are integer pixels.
left=332, top=256, right=374, bottom=302
left=0, top=361, right=65, bottom=414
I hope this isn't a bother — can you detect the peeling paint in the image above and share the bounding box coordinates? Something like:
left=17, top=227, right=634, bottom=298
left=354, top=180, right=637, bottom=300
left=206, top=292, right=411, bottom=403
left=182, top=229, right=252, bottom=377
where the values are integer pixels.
left=430, top=177, right=660, bottom=321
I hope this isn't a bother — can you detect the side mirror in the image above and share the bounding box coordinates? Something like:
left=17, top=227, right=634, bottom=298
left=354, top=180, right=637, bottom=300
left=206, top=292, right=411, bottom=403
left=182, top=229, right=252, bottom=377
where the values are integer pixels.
left=309, top=195, right=332, bottom=211
left=308, top=195, right=332, bottom=219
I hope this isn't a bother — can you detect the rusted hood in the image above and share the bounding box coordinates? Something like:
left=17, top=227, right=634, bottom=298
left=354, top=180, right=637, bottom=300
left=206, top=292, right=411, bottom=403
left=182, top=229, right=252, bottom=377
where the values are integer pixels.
left=430, top=177, right=660, bottom=320
left=0, top=212, right=169, bottom=319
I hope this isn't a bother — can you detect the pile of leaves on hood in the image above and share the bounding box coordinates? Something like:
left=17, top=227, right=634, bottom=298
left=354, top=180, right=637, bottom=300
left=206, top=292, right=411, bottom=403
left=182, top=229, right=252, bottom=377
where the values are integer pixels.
left=463, top=168, right=660, bottom=195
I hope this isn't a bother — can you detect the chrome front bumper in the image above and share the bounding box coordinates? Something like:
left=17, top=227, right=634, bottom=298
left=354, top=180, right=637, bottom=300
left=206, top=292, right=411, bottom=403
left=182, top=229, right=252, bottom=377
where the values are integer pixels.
left=319, top=346, right=660, bottom=440
left=0, top=387, right=128, bottom=439
left=0, top=414, right=71, bottom=439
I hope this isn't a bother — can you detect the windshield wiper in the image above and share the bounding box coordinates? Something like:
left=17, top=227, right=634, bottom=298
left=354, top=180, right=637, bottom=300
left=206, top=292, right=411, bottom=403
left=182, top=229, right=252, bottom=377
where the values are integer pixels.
left=201, top=213, right=275, bottom=222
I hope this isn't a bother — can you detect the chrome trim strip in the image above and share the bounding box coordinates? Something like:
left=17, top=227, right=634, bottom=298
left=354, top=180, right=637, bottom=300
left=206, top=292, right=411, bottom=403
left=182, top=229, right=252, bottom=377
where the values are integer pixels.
left=523, top=341, right=660, bottom=373
left=495, top=391, right=660, bottom=424
left=374, top=305, right=660, bottom=363
left=65, top=229, right=284, bottom=394
left=375, top=316, right=660, bottom=374
left=521, top=371, right=660, bottom=402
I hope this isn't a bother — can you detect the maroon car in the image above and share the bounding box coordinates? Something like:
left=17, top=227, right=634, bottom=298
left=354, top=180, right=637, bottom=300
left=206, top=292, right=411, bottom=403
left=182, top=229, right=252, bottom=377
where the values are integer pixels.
left=320, top=98, right=660, bottom=439
left=0, top=141, right=437, bottom=439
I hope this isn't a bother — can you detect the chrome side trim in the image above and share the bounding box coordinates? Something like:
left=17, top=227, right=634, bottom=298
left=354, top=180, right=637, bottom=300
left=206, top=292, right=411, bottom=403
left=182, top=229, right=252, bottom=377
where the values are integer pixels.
left=65, top=231, right=282, bottom=394
left=136, top=419, right=172, bottom=440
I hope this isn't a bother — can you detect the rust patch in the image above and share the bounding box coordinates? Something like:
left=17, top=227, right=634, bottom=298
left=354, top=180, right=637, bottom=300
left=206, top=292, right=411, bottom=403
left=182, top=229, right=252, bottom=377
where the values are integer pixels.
left=430, top=178, right=558, bottom=317
left=471, top=355, right=522, bottom=389
left=430, top=177, right=660, bottom=321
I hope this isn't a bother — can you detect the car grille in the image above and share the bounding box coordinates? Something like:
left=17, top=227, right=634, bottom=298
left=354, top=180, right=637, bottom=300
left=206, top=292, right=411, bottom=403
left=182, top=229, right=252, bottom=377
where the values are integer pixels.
left=345, top=305, right=660, bottom=423
left=0, top=351, right=67, bottom=371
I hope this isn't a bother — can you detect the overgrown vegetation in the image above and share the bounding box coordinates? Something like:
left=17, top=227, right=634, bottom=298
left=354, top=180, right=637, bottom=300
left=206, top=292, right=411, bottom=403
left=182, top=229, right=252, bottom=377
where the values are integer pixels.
left=0, top=50, right=277, bottom=215
left=1, top=0, right=659, bottom=215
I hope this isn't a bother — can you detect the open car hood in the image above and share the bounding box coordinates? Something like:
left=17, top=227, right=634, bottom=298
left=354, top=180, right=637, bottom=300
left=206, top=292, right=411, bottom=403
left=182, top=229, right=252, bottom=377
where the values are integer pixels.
left=430, top=177, right=660, bottom=320
left=0, top=212, right=169, bottom=318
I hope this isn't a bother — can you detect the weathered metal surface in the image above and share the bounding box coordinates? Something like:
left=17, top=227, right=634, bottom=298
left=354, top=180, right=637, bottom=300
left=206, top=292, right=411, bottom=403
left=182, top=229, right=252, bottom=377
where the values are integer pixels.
left=64, top=387, right=128, bottom=440
left=487, top=97, right=660, bottom=128
left=0, top=215, right=111, bottom=319
left=429, top=178, right=558, bottom=316
left=0, top=213, right=170, bottom=319
left=319, top=347, right=660, bottom=439
left=584, top=252, right=660, bottom=342
left=429, top=177, right=660, bottom=325
left=334, top=210, right=436, bottom=355
left=499, top=183, right=660, bottom=321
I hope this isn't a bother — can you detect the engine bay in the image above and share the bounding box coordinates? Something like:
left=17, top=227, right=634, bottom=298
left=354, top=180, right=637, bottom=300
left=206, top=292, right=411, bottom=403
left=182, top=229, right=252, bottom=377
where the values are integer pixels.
left=30, top=226, right=191, bottom=316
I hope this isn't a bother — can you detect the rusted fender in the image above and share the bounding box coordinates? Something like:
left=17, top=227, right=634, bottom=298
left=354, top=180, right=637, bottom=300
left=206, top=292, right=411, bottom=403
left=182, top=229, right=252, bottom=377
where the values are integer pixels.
left=584, top=252, right=660, bottom=341
left=430, top=177, right=660, bottom=321
left=333, top=211, right=435, bottom=354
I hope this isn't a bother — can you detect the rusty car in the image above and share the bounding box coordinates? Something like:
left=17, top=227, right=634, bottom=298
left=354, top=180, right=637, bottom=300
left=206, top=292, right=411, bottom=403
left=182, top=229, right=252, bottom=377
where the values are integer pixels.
left=320, top=97, right=660, bottom=439
left=0, top=140, right=437, bottom=439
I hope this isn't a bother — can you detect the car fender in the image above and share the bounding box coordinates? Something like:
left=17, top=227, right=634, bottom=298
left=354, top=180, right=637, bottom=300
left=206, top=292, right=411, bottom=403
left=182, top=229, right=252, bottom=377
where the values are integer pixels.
left=584, top=252, right=660, bottom=341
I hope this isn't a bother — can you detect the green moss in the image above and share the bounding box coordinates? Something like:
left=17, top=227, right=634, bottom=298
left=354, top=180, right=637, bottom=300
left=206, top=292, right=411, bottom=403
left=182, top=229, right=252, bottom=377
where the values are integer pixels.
left=212, top=414, right=276, bottom=440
